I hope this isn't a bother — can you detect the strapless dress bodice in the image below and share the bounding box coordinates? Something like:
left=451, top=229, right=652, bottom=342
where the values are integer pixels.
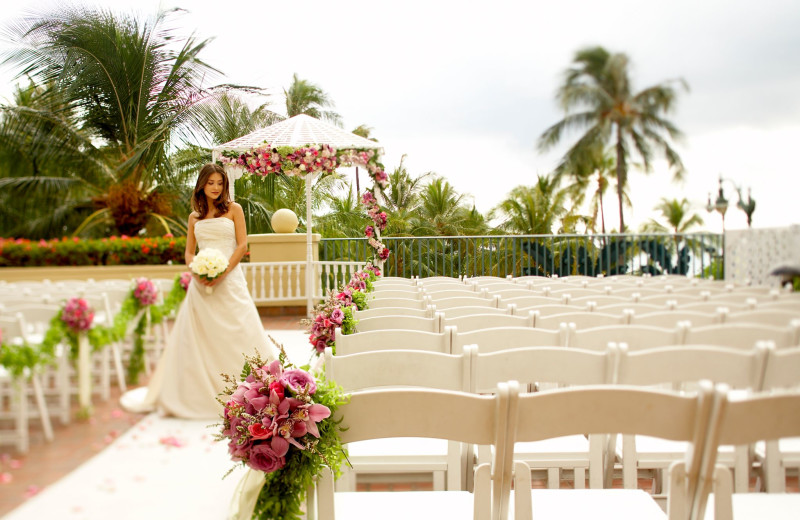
left=195, top=217, right=236, bottom=258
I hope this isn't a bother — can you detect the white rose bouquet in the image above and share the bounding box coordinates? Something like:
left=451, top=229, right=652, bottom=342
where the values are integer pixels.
left=189, top=248, right=229, bottom=294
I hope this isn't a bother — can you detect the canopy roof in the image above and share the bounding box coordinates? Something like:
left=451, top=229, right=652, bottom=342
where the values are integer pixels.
left=214, top=114, right=383, bottom=153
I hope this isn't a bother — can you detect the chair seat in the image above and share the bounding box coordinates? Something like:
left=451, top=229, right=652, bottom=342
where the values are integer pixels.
left=624, top=436, right=736, bottom=465
left=333, top=489, right=475, bottom=519
left=514, top=435, right=592, bottom=465
left=346, top=437, right=449, bottom=471
left=706, top=492, right=800, bottom=520
left=510, top=489, right=666, bottom=519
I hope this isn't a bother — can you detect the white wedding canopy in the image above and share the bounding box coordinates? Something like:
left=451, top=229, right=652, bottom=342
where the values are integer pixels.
left=211, top=114, right=385, bottom=314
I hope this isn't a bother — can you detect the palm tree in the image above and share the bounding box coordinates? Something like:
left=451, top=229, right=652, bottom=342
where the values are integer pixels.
left=412, top=178, right=474, bottom=236
left=284, top=73, right=342, bottom=126
left=1, top=7, right=218, bottom=237
left=490, top=175, right=569, bottom=235
left=539, top=46, right=688, bottom=232
left=642, top=197, right=704, bottom=235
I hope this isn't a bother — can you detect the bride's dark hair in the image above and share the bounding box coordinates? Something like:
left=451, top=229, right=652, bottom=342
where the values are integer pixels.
left=192, top=163, right=231, bottom=218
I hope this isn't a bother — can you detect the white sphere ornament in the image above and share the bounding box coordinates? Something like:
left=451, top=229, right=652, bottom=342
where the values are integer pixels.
left=271, top=208, right=299, bottom=233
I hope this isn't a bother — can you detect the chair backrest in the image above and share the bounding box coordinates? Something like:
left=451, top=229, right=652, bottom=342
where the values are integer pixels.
left=514, top=303, right=586, bottom=316
left=323, top=346, right=470, bottom=392
left=433, top=295, right=500, bottom=310
left=536, top=311, right=627, bottom=330
left=353, top=306, right=430, bottom=319
left=569, top=294, right=633, bottom=307
left=630, top=309, right=724, bottom=328
left=724, top=309, right=800, bottom=327
left=443, top=311, right=535, bottom=333
left=333, top=327, right=451, bottom=355
left=367, top=296, right=429, bottom=310
left=501, top=295, right=565, bottom=309
left=5, top=303, right=62, bottom=336
left=469, top=345, right=614, bottom=393
left=424, top=289, right=485, bottom=301
left=683, top=322, right=799, bottom=349
left=355, top=313, right=442, bottom=333
left=439, top=305, right=511, bottom=318
left=483, top=288, right=538, bottom=300
left=615, top=343, right=769, bottom=390
left=568, top=323, right=685, bottom=351
left=451, top=325, right=568, bottom=354
left=369, top=289, right=423, bottom=300
left=760, top=345, right=800, bottom=390
left=318, top=384, right=516, bottom=520
left=0, top=313, right=26, bottom=342
left=639, top=293, right=707, bottom=306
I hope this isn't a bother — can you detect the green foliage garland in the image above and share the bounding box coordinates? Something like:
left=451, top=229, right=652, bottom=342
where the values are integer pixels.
left=0, top=340, right=45, bottom=378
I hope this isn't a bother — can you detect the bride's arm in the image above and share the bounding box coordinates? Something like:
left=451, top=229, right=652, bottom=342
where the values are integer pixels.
left=185, top=212, right=199, bottom=267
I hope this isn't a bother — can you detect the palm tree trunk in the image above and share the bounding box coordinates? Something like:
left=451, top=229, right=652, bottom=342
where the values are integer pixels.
left=615, top=126, right=626, bottom=233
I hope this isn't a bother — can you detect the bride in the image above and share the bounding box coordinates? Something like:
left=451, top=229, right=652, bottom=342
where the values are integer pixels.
left=122, top=163, right=277, bottom=419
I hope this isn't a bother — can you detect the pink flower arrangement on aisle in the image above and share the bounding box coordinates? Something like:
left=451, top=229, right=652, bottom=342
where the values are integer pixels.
left=179, top=271, right=192, bottom=291
left=133, top=277, right=158, bottom=306
left=61, top=297, right=94, bottom=332
left=217, top=346, right=347, bottom=520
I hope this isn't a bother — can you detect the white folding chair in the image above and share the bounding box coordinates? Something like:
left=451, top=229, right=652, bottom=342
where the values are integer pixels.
left=333, top=327, right=451, bottom=355
left=614, top=343, right=769, bottom=494
left=313, top=384, right=515, bottom=520
left=703, top=392, right=800, bottom=520
left=0, top=314, right=54, bottom=452
left=755, top=346, right=800, bottom=492
left=509, top=383, right=725, bottom=520
left=323, top=347, right=471, bottom=491
left=471, top=345, right=616, bottom=490
left=369, top=289, right=424, bottom=300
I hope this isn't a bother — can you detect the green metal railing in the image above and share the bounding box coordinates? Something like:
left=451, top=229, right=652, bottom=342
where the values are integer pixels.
left=320, top=233, right=724, bottom=279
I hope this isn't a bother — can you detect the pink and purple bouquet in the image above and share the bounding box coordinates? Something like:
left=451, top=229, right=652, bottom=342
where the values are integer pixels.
left=61, top=297, right=94, bottom=332
left=218, top=347, right=347, bottom=519
left=133, top=277, right=158, bottom=306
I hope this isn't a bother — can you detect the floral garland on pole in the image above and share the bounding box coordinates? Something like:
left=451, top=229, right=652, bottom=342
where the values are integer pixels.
left=0, top=329, right=47, bottom=379
left=302, top=264, right=380, bottom=357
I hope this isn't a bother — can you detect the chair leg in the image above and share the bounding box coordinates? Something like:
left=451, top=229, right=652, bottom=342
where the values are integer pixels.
left=574, top=467, right=586, bottom=489
left=13, top=379, right=29, bottom=453
left=57, top=352, right=71, bottom=425
left=764, top=440, right=785, bottom=493
left=100, top=347, right=111, bottom=401
left=547, top=468, right=559, bottom=489
left=30, top=374, right=54, bottom=442
left=111, top=341, right=127, bottom=393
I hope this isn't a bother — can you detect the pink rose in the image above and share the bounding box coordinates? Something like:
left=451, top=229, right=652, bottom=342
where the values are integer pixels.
left=281, top=369, right=317, bottom=395
left=247, top=444, right=285, bottom=473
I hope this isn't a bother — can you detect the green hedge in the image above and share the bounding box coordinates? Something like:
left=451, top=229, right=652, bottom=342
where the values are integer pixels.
left=0, top=235, right=186, bottom=267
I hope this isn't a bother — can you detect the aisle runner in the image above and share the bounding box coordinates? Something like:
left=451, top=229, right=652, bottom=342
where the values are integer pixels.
left=3, top=414, right=241, bottom=519
left=3, top=330, right=311, bottom=520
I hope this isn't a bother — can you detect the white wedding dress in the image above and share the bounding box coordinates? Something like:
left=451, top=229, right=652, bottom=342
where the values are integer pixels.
left=121, top=217, right=277, bottom=419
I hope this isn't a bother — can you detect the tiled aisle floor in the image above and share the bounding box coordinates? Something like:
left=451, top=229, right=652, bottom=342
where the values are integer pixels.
left=0, top=314, right=306, bottom=518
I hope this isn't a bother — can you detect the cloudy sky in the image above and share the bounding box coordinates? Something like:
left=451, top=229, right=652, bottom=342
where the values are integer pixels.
left=2, top=0, right=799, bottom=232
